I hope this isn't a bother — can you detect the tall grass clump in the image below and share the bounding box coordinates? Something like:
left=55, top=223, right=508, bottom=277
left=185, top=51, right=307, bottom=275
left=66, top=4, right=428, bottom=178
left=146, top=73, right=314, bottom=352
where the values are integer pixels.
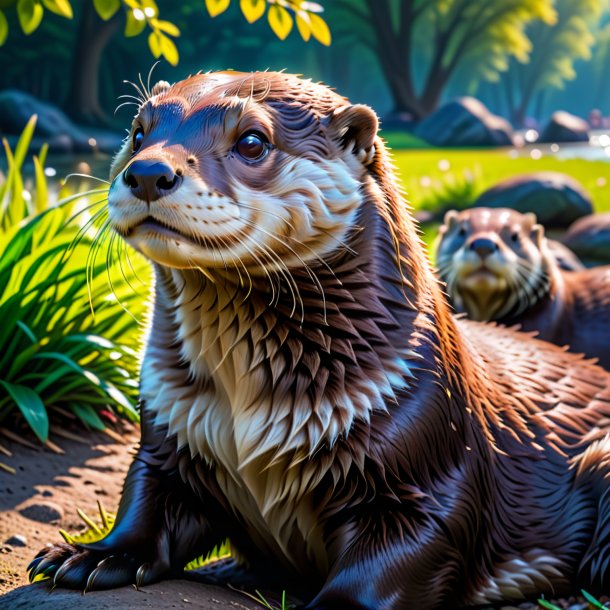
left=0, top=116, right=150, bottom=443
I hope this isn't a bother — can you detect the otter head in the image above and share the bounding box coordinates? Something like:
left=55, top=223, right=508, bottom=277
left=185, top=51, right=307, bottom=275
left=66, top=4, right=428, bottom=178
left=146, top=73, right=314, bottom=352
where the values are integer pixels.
left=108, top=71, right=378, bottom=273
left=435, top=207, right=553, bottom=321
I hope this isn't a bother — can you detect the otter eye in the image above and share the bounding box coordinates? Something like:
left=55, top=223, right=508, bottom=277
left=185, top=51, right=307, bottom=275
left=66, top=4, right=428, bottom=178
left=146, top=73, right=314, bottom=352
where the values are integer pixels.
left=133, top=127, right=144, bottom=152
left=236, top=132, right=269, bottom=162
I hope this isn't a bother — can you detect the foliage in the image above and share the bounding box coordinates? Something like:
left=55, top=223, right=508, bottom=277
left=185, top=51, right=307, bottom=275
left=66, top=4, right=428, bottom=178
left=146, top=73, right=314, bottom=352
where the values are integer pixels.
left=417, top=167, right=483, bottom=217
left=501, top=0, right=603, bottom=124
left=0, top=0, right=330, bottom=66
left=339, top=0, right=556, bottom=119
left=537, top=591, right=606, bottom=609
left=0, top=117, right=149, bottom=442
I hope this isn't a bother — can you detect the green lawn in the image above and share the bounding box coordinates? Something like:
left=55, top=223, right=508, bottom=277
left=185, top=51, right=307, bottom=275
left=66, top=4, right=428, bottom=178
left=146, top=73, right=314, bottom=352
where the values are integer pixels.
left=386, top=146, right=610, bottom=251
left=391, top=147, right=610, bottom=213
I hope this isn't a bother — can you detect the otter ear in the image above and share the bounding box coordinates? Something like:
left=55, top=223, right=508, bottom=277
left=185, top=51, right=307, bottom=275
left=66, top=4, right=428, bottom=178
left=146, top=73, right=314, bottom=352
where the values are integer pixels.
left=523, top=212, right=538, bottom=229
left=327, top=104, right=378, bottom=165
left=442, top=210, right=460, bottom=230
left=151, top=80, right=171, bottom=96
left=530, top=224, right=545, bottom=248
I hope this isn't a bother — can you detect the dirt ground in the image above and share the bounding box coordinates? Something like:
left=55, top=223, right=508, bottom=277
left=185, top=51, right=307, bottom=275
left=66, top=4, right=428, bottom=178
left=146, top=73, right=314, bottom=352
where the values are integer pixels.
left=0, top=425, right=259, bottom=610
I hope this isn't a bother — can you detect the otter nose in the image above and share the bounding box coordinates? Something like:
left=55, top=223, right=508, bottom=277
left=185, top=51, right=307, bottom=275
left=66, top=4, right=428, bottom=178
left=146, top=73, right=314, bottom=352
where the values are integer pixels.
left=469, top=237, right=498, bottom=259
left=123, top=160, right=181, bottom=202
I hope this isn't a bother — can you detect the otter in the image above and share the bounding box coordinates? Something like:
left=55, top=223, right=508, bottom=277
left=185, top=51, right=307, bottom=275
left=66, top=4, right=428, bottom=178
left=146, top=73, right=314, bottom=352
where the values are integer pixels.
left=29, top=72, right=610, bottom=609
left=436, top=207, right=610, bottom=369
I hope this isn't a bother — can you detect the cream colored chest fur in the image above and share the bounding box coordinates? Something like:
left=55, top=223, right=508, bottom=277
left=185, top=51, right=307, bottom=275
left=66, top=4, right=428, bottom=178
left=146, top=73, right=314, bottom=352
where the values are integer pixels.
left=140, top=270, right=412, bottom=573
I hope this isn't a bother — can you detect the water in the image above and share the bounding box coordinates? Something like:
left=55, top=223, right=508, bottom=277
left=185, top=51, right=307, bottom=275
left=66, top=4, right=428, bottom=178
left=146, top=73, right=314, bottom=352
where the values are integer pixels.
left=509, top=130, right=610, bottom=162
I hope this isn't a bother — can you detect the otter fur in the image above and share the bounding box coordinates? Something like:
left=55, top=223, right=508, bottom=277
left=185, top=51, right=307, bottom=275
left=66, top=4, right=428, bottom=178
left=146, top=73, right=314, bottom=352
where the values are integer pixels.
left=436, top=207, right=610, bottom=369
left=29, top=72, right=610, bottom=609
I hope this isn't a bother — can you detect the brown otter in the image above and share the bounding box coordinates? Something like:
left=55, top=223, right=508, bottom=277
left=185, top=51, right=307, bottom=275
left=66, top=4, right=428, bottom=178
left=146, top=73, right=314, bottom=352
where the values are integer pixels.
left=436, top=207, right=610, bottom=369
left=29, top=72, right=610, bottom=609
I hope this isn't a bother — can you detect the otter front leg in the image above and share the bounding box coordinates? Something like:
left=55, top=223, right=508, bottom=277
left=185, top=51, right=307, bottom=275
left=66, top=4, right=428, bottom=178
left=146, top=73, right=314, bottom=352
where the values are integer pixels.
left=29, top=415, right=222, bottom=590
left=306, top=512, right=460, bottom=610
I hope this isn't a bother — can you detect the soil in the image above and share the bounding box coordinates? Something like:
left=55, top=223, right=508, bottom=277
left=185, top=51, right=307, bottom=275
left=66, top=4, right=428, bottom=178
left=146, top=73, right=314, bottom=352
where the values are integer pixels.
left=0, top=425, right=259, bottom=610
left=0, top=424, right=607, bottom=610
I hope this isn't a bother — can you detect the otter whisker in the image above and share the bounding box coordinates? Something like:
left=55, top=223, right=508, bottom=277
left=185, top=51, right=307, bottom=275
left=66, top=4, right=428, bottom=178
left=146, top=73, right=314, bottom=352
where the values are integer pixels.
left=146, top=61, right=161, bottom=97
left=122, top=79, right=147, bottom=105
left=239, top=229, right=304, bottom=321
left=65, top=174, right=111, bottom=186
left=240, top=218, right=326, bottom=324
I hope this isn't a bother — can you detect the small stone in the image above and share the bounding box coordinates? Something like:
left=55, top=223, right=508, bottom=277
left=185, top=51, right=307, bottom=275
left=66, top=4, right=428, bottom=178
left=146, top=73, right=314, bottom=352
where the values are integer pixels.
left=19, top=501, right=63, bottom=523
left=567, top=605, right=588, bottom=610
left=4, top=534, right=27, bottom=547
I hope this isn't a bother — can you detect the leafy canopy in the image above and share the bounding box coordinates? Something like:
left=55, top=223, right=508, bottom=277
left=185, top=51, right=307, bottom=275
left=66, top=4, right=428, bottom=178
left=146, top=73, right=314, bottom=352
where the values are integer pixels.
left=0, top=0, right=330, bottom=65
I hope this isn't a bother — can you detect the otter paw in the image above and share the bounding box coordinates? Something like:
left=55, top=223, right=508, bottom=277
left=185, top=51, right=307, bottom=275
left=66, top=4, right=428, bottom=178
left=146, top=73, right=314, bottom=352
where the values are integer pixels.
left=28, top=542, right=168, bottom=591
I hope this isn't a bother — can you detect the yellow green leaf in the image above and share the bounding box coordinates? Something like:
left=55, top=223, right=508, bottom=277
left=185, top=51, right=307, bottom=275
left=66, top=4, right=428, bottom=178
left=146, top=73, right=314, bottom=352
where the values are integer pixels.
left=17, top=0, right=44, bottom=35
left=205, top=0, right=230, bottom=18
left=33, top=154, right=47, bottom=214
left=150, top=18, right=180, bottom=36
left=308, top=12, right=330, bottom=46
left=41, top=0, right=72, bottom=18
left=159, top=30, right=179, bottom=65
left=0, top=10, right=7, bottom=46
left=148, top=30, right=162, bottom=58
left=239, top=0, right=265, bottom=23
left=125, top=10, right=146, bottom=36
left=295, top=12, right=310, bottom=41
left=92, top=0, right=120, bottom=21
left=268, top=4, right=292, bottom=40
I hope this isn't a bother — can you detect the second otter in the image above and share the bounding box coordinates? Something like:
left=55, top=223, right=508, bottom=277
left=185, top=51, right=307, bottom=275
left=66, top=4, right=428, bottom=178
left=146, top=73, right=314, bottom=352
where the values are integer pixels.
left=436, top=207, right=610, bottom=368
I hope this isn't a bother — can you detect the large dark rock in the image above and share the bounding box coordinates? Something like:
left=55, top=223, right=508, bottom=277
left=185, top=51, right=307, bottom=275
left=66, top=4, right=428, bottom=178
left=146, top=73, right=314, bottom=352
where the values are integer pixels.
left=563, top=213, right=610, bottom=265
left=0, top=89, right=122, bottom=154
left=414, top=97, right=514, bottom=147
left=474, top=172, right=593, bottom=228
left=539, top=111, right=590, bottom=144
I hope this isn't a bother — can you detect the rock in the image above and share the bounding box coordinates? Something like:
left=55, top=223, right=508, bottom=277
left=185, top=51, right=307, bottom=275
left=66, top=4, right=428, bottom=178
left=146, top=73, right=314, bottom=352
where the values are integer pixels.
left=0, top=89, right=122, bottom=154
left=474, top=172, right=593, bottom=228
left=18, top=502, right=63, bottom=524
left=381, top=110, right=417, bottom=130
left=539, top=111, right=590, bottom=143
left=563, top=212, right=610, bottom=265
left=415, top=97, right=514, bottom=147
left=4, top=535, right=27, bottom=548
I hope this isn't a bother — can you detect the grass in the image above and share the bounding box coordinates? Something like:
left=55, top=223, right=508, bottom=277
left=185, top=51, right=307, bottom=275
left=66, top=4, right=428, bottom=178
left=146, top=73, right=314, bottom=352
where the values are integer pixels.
left=391, top=147, right=610, bottom=216
left=0, top=117, right=150, bottom=444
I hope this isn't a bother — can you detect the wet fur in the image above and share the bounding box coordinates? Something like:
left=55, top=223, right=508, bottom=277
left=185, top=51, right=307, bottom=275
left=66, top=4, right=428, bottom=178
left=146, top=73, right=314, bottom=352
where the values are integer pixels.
left=29, top=72, right=610, bottom=609
left=437, top=207, right=610, bottom=370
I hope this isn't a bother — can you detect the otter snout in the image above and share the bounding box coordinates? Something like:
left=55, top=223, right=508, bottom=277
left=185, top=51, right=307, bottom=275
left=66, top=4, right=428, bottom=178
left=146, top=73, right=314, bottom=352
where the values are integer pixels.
left=468, top=236, right=499, bottom=259
left=123, top=159, right=182, bottom=202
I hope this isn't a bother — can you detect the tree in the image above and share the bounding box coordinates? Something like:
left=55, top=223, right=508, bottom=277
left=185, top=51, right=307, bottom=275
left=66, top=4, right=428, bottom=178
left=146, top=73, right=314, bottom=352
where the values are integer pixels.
left=338, top=0, right=556, bottom=120
left=0, top=0, right=330, bottom=125
left=502, top=0, right=603, bottom=126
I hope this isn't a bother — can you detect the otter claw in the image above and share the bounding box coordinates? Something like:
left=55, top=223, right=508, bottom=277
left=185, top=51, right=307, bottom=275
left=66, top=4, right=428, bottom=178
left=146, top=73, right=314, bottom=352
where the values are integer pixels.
left=27, top=556, right=45, bottom=579
left=85, top=555, right=134, bottom=592
left=135, top=563, right=150, bottom=589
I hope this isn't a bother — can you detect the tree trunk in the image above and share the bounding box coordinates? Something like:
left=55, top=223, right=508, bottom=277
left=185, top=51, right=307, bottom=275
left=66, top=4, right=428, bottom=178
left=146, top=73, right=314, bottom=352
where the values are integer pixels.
left=64, top=3, right=121, bottom=127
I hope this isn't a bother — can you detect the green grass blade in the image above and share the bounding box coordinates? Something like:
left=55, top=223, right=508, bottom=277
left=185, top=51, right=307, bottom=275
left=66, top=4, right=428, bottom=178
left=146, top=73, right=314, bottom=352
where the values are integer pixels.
left=13, top=114, right=37, bottom=171
left=0, top=380, right=49, bottom=442
left=71, top=404, right=106, bottom=431
left=581, top=590, right=605, bottom=608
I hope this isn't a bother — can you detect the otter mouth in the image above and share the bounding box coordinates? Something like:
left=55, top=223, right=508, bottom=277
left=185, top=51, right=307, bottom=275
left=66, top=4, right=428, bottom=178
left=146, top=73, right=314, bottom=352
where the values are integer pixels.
left=125, top=216, right=199, bottom=245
